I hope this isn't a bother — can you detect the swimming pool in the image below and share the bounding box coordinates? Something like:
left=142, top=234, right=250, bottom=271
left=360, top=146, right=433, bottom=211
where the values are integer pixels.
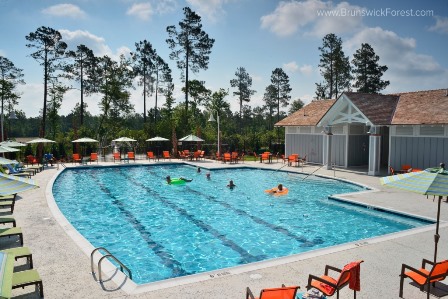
left=52, top=165, right=431, bottom=284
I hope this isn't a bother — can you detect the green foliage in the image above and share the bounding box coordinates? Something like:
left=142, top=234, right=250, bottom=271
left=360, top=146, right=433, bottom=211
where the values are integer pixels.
left=230, top=67, right=256, bottom=119
left=289, top=98, right=305, bottom=114
left=166, top=7, right=215, bottom=113
left=352, top=43, right=389, bottom=93
left=25, top=26, right=67, bottom=137
left=316, top=33, right=351, bottom=99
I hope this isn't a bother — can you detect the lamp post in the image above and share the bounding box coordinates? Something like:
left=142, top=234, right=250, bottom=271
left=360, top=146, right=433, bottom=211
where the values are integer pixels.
left=208, top=112, right=220, bottom=155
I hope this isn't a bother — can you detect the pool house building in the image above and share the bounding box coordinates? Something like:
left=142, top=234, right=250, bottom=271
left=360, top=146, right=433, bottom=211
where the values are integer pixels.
left=275, top=89, right=448, bottom=176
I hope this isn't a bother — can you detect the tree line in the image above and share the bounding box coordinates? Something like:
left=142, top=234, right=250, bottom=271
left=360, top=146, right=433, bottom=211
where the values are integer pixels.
left=0, top=7, right=389, bottom=159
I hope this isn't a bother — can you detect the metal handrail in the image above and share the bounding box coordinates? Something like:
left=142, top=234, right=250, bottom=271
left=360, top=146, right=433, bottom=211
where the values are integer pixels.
left=91, top=247, right=132, bottom=282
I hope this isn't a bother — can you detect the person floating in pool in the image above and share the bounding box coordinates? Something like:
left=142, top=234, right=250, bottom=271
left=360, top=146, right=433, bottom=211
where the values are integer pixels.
left=227, top=180, right=236, bottom=189
left=206, top=172, right=211, bottom=180
left=166, top=175, right=192, bottom=185
left=197, top=167, right=201, bottom=173
left=265, top=183, right=288, bottom=195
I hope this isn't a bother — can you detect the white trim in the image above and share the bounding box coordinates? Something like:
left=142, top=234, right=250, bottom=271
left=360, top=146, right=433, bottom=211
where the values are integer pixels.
left=320, top=94, right=372, bottom=127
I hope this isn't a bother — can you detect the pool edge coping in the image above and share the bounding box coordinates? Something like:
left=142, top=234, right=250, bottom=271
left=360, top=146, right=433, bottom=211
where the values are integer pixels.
left=45, top=164, right=444, bottom=295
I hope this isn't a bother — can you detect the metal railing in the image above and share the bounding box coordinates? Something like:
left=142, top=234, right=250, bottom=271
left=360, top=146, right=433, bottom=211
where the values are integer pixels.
left=90, top=247, right=132, bottom=282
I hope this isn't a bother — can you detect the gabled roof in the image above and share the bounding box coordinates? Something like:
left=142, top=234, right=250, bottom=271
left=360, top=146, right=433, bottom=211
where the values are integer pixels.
left=275, top=89, right=448, bottom=127
left=275, top=99, right=336, bottom=126
left=391, top=89, right=448, bottom=125
left=344, top=92, right=399, bottom=125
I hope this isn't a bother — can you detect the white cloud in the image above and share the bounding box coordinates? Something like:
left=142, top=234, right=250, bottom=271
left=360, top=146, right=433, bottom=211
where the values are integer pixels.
left=186, top=0, right=230, bottom=23
left=299, top=64, right=313, bottom=76
left=127, top=2, right=154, bottom=21
left=155, top=0, right=178, bottom=14
left=59, top=29, right=130, bottom=60
left=346, top=27, right=447, bottom=92
left=283, top=61, right=299, bottom=73
left=42, top=4, right=86, bottom=18
left=260, top=0, right=364, bottom=37
left=429, top=16, right=448, bottom=34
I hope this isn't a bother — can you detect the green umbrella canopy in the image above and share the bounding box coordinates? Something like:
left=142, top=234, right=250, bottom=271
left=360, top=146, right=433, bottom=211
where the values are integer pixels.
left=380, top=166, right=448, bottom=263
left=380, top=167, right=448, bottom=196
left=0, top=172, right=39, bottom=196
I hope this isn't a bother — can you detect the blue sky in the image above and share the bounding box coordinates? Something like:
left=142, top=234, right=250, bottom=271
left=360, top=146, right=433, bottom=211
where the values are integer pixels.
left=1, top=0, right=447, bottom=117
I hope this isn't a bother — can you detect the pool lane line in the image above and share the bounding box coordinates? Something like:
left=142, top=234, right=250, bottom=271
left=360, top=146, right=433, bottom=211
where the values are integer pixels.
left=185, top=187, right=323, bottom=247
left=120, top=171, right=263, bottom=264
left=91, top=174, right=191, bottom=278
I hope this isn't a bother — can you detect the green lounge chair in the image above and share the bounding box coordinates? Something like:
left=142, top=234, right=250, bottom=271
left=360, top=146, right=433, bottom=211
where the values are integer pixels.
left=0, top=194, right=17, bottom=213
left=0, top=227, right=23, bottom=246
left=0, top=200, right=15, bottom=213
left=1, top=247, right=33, bottom=269
left=0, top=216, right=16, bottom=227
left=12, top=269, right=43, bottom=298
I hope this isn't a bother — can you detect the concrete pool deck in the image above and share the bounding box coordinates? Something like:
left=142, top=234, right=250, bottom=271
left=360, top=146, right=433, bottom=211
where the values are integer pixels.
left=5, top=158, right=448, bottom=298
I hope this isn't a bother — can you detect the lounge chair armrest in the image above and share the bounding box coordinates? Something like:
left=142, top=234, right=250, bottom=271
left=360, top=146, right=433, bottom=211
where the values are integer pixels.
left=324, top=265, right=342, bottom=275
left=246, top=287, right=255, bottom=299
left=307, top=274, right=337, bottom=289
left=422, top=258, right=434, bottom=268
left=401, top=264, right=427, bottom=277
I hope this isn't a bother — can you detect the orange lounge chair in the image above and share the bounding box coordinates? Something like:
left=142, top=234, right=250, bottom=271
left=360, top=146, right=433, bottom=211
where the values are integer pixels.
left=147, top=151, right=156, bottom=161
left=72, top=153, right=81, bottom=164
left=399, top=259, right=448, bottom=299
left=223, top=153, right=231, bottom=163
left=127, top=152, right=135, bottom=162
left=90, top=153, right=98, bottom=164
left=288, top=154, right=299, bottom=166
left=307, top=260, right=364, bottom=299
left=246, top=285, right=299, bottom=299
left=26, top=155, right=38, bottom=166
left=199, top=151, right=205, bottom=160
left=162, top=151, right=171, bottom=160
left=113, top=152, right=121, bottom=163
left=261, top=153, right=271, bottom=163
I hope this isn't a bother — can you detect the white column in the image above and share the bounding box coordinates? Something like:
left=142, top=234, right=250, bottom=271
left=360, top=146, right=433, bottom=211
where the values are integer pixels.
left=368, top=126, right=381, bottom=176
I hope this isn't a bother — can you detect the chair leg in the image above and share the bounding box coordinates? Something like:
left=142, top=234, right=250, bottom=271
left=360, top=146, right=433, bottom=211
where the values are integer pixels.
left=427, top=282, right=430, bottom=299
left=38, top=281, right=44, bottom=298
left=399, top=274, right=404, bottom=297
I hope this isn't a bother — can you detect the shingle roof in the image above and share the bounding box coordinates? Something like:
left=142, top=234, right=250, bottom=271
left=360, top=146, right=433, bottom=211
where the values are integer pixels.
left=344, top=92, right=399, bottom=125
left=275, top=99, right=336, bottom=126
left=391, top=89, right=448, bottom=125
left=276, top=89, right=448, bottom=127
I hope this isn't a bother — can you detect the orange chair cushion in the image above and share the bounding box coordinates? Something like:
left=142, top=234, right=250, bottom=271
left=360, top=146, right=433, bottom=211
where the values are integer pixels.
left=310, top=275, right=337, bottom=295
left=259, top=286, right=298, bottom=299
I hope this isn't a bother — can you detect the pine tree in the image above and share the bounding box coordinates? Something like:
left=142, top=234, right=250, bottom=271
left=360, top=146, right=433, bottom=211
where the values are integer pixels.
left=317, top=33, right=351, bottom=99
left=352, top=43, right=389, bottom=93
left=26, top=26, right=67, bottom=137
left=166, top=7, right=215, bottom=113
left=230, top=67, right=255, bottom=120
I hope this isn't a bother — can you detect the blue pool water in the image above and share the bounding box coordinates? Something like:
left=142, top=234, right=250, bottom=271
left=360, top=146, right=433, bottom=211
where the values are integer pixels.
left=52, top=165, right=431, bottom=284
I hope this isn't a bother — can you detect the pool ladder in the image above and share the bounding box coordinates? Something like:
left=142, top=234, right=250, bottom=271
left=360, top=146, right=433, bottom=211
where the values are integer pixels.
left=91, top=247, right=132, bottom=282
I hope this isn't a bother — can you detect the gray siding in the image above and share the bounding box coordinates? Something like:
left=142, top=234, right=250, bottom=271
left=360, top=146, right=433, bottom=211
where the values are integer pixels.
left=331, top=135, right=346, bottom=167
left=348, top=135, right=369, bottom=166
left=285, top=134, right=323, bottom=163
left=390, top=136, right=448, bottom=169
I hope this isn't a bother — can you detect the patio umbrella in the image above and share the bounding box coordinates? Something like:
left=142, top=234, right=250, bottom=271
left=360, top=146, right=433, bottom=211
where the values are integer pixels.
left=380, top=166, right=448, bottom=263
left=179, top=134, right=204, bottom=142
left=179, top=134, right=204, bottom=152
left=72, top=137, right=99, bottom=143
left=0, top=145, right=20, bottom=153
left=72, top=138, right=99, bottom=156
left=0, top=141, right=26, bottom=147
left=112, top=137, right=136, bottom=142
left=26, top=138, right=55, bottom=144
left=0, top=157, right=18, bottom=165
left=0, top=172, right=39, bottom=196
left=146, top=137, right=169, bottom=157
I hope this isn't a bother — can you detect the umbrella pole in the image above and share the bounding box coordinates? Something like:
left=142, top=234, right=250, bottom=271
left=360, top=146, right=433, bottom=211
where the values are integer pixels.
left=434, top=195, right=442, bottom=263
